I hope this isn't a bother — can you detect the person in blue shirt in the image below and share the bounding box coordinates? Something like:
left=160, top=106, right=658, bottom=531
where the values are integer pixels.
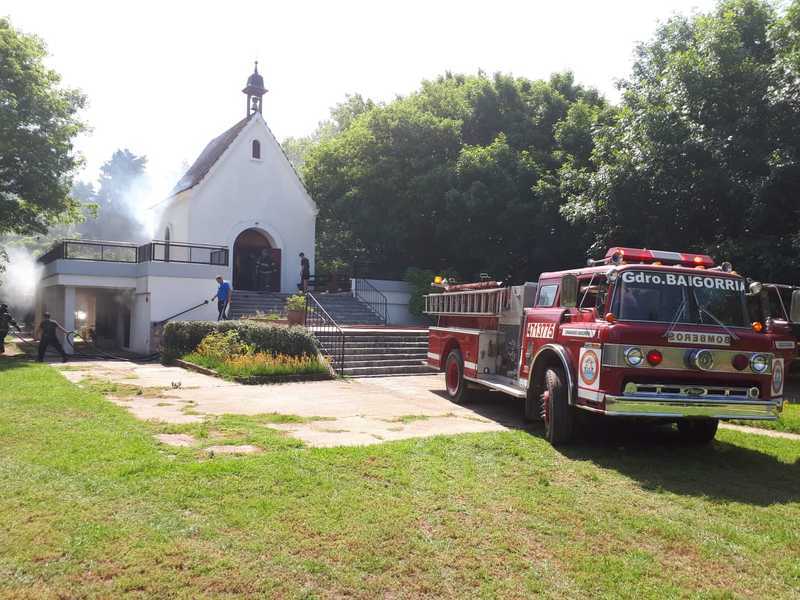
left=210, top=276, right=232, bottom=320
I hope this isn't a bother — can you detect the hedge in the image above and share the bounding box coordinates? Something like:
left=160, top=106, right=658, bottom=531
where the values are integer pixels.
left=161, top=321, right=318, bottom=361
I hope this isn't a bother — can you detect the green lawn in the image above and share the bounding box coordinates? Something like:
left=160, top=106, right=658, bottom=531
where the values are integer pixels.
left=733, top=402, right=800, bottom=435
left=1, top=359, right=800, bottom=598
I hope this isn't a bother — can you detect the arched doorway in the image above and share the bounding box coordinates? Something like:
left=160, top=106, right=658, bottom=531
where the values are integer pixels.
left=233, top=229, right=281, bottom=291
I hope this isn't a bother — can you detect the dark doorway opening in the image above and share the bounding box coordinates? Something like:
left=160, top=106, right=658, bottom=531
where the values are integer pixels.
left=233, top=229, right=281, bottom=291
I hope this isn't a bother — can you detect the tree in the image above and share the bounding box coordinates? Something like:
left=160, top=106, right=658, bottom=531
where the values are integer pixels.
left=0, top=18, right=86, bottom=266
left=562, top=0, right=800, bottom=282
left=76, top=149, right=149, bottom=242
left=303, top=72, right=606, bottom=281
left=282, top=94, right=375, bottom=172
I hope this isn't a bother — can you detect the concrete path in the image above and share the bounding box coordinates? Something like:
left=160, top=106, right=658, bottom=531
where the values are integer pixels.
left=53, top=361, right=509, bottom=447
left=719, top=423, right=800, bottom=441
left=50, top=360, right=799, bottom=448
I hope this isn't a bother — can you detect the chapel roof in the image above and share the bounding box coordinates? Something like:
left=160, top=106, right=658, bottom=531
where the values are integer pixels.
left=168, top=115, right=252, bottom=197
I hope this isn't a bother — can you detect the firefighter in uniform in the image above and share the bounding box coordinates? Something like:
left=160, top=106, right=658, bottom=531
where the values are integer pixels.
left=256, top=249, right=275, bottom=291
left=36, top=312, right=70, bottom=362
left=0, top=304, right=21, bottom=354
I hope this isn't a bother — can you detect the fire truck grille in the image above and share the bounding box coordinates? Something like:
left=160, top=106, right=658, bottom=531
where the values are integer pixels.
left=623, top=382, right=760, bottom=400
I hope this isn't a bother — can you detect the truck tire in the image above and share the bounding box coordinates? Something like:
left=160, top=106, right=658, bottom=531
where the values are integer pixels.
left=676, top=418, right=718, bottom=444
left=525, top=385, right=543, bottom=422
left=444, top=349, right=474, bottom=404
left=542, top=366, right=574, bottom=444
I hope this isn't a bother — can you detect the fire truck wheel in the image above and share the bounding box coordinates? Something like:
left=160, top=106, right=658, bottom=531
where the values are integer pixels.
left=676, top=418, right=719, bottom=444
left=444, top=349, right=473, bottom=404
left=543, top=366, right=574, bottom=445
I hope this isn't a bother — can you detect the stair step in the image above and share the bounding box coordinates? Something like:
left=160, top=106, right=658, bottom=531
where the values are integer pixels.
left=342, top=351, right=427, bottom=359
left=342, top=364, right=437, bottom=376
left=342, top=358, right=427, bottom=368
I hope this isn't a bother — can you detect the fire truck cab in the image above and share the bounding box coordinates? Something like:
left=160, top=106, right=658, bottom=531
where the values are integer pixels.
left=425, top=247, right=792, bottom=445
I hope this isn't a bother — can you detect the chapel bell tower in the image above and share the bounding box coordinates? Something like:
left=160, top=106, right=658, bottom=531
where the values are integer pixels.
left=242, top=61, right=267, bottom=116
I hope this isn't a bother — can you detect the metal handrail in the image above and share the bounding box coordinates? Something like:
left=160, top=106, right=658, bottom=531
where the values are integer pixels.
left=304, top=292, right=345, bottom=376
left=38, top=238, right=229, bottom=266
left=353, top=278, right=388, bottom=325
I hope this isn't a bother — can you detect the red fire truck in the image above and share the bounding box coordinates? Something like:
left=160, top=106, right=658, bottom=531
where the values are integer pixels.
left=425, top=247, right=794, bottom=445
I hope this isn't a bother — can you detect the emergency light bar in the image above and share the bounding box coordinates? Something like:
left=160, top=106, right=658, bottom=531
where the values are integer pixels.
left=604, top=247, right=715, bottom=268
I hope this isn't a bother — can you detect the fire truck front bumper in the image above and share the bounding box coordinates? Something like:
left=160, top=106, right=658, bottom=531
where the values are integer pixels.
left=601, top=382, right=782, bottom=420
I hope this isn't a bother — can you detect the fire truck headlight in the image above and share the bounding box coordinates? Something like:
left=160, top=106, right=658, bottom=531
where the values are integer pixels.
left=624, top=347, right=644, bottom=367
left=750, top=354, right=769, bottom=373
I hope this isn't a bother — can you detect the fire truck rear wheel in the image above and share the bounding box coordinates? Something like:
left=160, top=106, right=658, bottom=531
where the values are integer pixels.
left=543, top=366, right=574, bottom=445
left=676, top=418, right=719, bottom=444
left=444, top=349, right=474, bottom=404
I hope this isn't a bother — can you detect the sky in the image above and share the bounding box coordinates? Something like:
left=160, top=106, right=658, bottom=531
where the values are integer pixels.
left=5, top=0, right=718, bottom=198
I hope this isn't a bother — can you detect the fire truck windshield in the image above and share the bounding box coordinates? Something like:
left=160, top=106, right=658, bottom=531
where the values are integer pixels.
left=612, top=270, right=748, bottom=327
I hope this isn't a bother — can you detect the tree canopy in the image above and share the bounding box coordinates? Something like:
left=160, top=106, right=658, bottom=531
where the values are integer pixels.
left=0, top=18, right=86, bottom=261
left=301, top=0, right=800, bottom=285
left=303, top=72, right=608, bottom=281
left=74, top=149, right=149, bottom=242
left=561, top=0, right=800, bottom=283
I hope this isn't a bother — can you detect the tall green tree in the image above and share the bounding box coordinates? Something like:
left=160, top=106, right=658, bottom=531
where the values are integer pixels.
left=304, top=72, right=606, bottom=281
left=0, top=18, right=86, bottom=265
left=76, top=149, right=148, bottom=241
left=562, top=0, right=800, bottom=282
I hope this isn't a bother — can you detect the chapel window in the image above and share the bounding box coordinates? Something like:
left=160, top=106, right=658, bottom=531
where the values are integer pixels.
left=252, top=140, right=261, bottom=159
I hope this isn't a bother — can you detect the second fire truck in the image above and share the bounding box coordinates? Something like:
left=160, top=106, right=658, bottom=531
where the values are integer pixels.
left=425, top=247, right=793, bottom=445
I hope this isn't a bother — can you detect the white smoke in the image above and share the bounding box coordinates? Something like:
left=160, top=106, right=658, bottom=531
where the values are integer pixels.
left=0, top=245, right=43, bottom=322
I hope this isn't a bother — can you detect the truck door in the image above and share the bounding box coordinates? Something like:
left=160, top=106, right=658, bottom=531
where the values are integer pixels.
left=519, top=280, right=565, bottom=383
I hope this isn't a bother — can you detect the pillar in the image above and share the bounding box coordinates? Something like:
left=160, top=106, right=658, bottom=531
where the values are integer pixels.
left=63, top=286, right=76, bottom=354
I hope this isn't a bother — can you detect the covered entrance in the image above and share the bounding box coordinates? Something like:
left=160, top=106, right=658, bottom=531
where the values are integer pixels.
left=233, top=229, right=281, bottom=291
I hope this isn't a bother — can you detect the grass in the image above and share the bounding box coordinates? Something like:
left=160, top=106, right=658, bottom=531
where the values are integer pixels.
left=1, top=359, right=800, bottom=598
left=78, top=376, right=168, bottom=399
left=732, top=402, right=800, bottom=435
left=184, top=351, right=329, bottom=379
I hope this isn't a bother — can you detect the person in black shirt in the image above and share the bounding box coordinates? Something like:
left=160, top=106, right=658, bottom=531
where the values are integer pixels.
left=36, top=312, right=69, bottom=362
left=299, top=252, right=311, bottom=292
left=0, top=304, right=21, bottom=354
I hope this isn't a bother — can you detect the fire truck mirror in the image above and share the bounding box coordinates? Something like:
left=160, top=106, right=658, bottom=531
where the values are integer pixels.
left=790, top=290, right=800, bottom=323
left=561, top=274, right=579, bottom=308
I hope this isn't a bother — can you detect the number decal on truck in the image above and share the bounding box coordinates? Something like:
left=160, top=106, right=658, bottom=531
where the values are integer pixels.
left=527, top=322, right=555, bottom=339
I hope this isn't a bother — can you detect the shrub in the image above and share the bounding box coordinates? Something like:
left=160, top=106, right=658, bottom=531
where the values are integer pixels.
left=195, top=330, right=252, bottom=361
left=185, top=351, right=329, bottom=379
left=161, top=320, right=317, bottom=361
left=285, top=293, right=307, bottom=312
left=404, top=267, right=437, bottom=317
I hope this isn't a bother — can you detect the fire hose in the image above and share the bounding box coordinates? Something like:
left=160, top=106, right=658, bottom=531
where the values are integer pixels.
left=6, top=298, right=212, bottom=362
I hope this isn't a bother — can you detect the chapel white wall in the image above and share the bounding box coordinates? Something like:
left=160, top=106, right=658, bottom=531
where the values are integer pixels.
left=155, top=116, right=317, bottom=293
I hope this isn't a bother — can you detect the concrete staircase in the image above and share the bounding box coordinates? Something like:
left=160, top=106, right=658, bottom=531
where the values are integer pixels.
left=230, top=292, right=435, bottom=378
left=317, top=329, right=435, bottom=377
left=229, top=291, right=289, bottom=320
left=315, top=293, right=385, bottom=326
left=230, top=291, right=384, bottom=326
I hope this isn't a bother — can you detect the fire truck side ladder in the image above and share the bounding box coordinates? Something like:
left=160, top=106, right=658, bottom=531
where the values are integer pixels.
left=424, top=287, right=512, bottom=316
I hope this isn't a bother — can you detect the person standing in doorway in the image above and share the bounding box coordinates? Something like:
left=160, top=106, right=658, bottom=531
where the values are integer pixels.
left=299, top=252, right=311, bottom=293
left=36, top=312, right=69, bottom=362
left=211, top=276, right=232, bottom=320
left=256, top=249, right=275, bottom=291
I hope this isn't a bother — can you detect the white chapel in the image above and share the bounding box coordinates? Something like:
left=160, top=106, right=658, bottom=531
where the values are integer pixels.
left=36, top=64, right=319, bottom=353
left=157, top=62, right=317, bottom=293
